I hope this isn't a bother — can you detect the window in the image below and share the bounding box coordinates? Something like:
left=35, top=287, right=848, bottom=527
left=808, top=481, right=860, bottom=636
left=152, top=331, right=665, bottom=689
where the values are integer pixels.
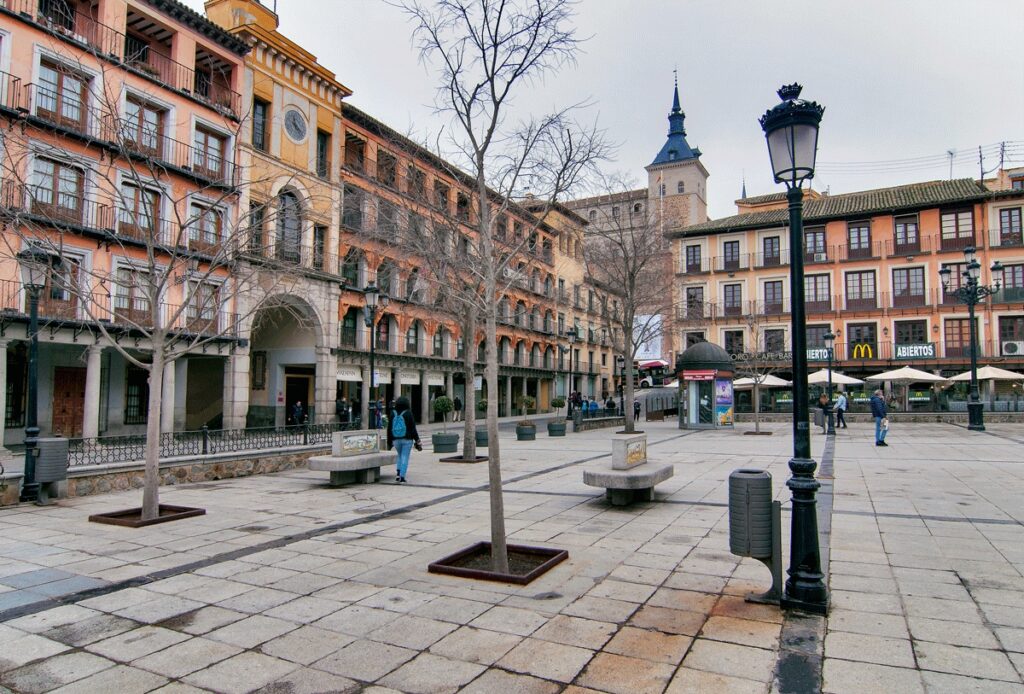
left=31, top=157, right=83, bottom=223
left=119, top=183, right=159, bottom=241
left=804, top=227, right=826, bottom=261
left=37, top=61, right=86, bottom=129
left=344, top=133, right=365, bottom=171
left=677, top=181, right=685, bottom=194
left=612, top=206, right=620, bottom=219
left=341, top=249, right=361, bottom=286
left=941, top=262, right=967, bottom=303
left=847, top=323, right=877, bottom=360
left=186, top=282, right=220, bottom=333
left=944, top=318, right=976, bottom=358
left=765, top=329, right=786, bottom=352
left=892, top=267, right=925, bottom=307
left=1013, top=179, right=1024, bottom=191
left=316, top=130, right=331, bottom=178
left=124, top=98, right=162, bottom=156
left=341, top=308, right=359, bottom=348
left=189, top=202, right=222, bottom=253
left=762, top=236, right=781, bottom=266
left=685, top=286, right=704, bottom=318
left=342, top=185, right=364, bottom=231
left=894, top=215, right=919, bottom=253
left=804, top=274, right=831, bottom=312
left=659, top=184, right=666, bottom=196
left=847, top=221, right=871, bottom=259
left=685, top=331, right=705, bottom=348
left=40, top=0, right=75, bottom=31
left=588, top=210, right=597, bottom=223
left=193, top=127, right=226, bottom=179
left=406, top=322, right=420, bottom=354
left=456, top=192, right=471, bottom=222
left=633, top=202, right=643, bottom=214
left=723, top=240, right=741, bottom=271
left=433, top=180, right=449, bottom=210
left=940, top=209, right=974, bottom=250
left=40, top=256, right=79, bottom=319
left=406, top=268, right=421, bottom=302
left=408, top=166, right=426, bottom=200
left=723, top=283, right=742, bottom=316
left=433, top=329, right=444, bottom=356
left=124, top=366, right=149, bottom=425
left=252, top=97, right=269, bottom=151
left=724, top=330, right=744, bottom=355
left=806, top=325, right=830, bottom=349
left=1000, top=264, right=1024, bottom=301
left=114, top=267, right=152, bottom=327
left=845, top=271, right=877, bottom=309
left=557, top=312, right=565, bottom=334
left=763, top=280, right=784, bottom=314
left=999, top=317, right=1024, bottom=353
left=248, top=201, right=266, bottom=254
left=377, top=262, right=395, bottom=295
left=376, top=150, right=397, bottom=187
left=999, top=208, right=1022, bottom=246
left=376, top=199, right=399, bottom=238
left=275, top=190, right=302, bottom=262
left=685, top=244, right=702, bottom=273
left=376, top=316, right=390, bottom=351
left=313, top=225, right=326, bottom=270
left=895, top=320, right=927, bottom=345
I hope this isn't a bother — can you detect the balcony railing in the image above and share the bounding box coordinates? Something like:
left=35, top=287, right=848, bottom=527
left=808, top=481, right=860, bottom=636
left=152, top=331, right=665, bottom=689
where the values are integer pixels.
left=805, top=296, right=834, bottom=314
left=845, top=296, right=878, bottom=311
left=939, top=234, right=975, bottom=252
left=713, top=254, right=749, bottom=272
left=884, top=235, right=931, bottom=257
left=838, top=241, right=883, bottom=262
left=753, top=248, right=790, bottom=268
left=996, top=231, right=1023, bottom=248
left=803, top=247, right=833, bottom=264
left=680, top=257, right=710, bottom=274
left=1, top=181, right=115, bottom=232
left=892, top=291, right=927, bottom=309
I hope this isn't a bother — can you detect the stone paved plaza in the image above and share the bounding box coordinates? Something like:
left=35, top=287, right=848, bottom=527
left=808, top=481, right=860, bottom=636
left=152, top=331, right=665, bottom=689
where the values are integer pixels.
left=0, top=419, right=1021, bottom=692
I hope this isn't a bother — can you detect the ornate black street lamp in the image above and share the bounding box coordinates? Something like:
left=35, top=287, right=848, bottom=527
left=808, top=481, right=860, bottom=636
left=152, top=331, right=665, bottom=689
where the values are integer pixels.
left=939, top=247, right=1003, bottom=431
left=760, top=83, right=827, bottom=613
left=564, top=326, right=578, bottom=419
left=617, top=355, right=626, bottom=416
left=824, top=330, right=836, bottom=434
left=362, top=282, right=390, bottom=429
left=17, top=248, right=48, bottom=503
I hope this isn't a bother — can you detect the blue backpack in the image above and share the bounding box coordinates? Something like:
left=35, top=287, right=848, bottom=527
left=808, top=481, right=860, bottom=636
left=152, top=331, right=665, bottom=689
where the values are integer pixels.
left=392, top=410, right=407, bottom=437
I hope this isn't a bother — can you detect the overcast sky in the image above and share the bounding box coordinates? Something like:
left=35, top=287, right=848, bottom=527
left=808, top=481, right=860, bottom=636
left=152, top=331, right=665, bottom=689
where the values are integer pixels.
left=187, top=0, right=1024, bottom=218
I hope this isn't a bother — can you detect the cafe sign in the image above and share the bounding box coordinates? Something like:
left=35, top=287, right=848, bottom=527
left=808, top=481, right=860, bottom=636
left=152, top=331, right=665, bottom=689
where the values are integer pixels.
left=894, top=342, right=936, bottom=360
left=807, top=348, right=831, bottom=362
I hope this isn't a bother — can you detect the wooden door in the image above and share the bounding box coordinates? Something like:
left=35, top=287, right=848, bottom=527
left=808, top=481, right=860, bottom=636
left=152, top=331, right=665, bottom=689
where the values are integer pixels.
left=52, top=367, right=87, bottom=437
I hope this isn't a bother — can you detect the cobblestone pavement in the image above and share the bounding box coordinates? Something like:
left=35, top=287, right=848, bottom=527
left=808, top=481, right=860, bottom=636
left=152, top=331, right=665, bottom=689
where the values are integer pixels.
left=0, top=420, right=1021, bottom=692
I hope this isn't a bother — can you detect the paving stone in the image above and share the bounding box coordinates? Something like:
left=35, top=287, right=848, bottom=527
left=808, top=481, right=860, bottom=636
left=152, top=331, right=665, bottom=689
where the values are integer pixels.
left=457, top=668, right=560, bottom=694
left=907, top=616, right=1000, bottom=649
left=824, top=631, right=915, bottom=668
left=701, top=616, right=782, bottom=650
left=115, top=596, right=206, bottom=625
left=7, top=605, right=100, bottom=634
left=826, top=609, right=910, bottom=639
left=587, top=579, right=658, bottom=604
left=913, top=641, right=1021, bottom=681
left=313, top=639, right=416, bottom=682
left=469, top=605, right=548, bottom=636
left=367, top=614, right=458, bottom=650
left=183, top=652, right=298, bottom=694
left=428, top=625, right=522, bottom=665
left=562, top=596, right=639, bottom=623
left=0, top=568, right=76, bottom=589
left=604, top=625, right=691, bottom=665
left=216, top=587, right=300, bottom=614
left=903, top=596, right=984, bottom=623
left=497, top=636, right=594, bottom=683
left=608, top=564, right=671, bottom=586
left=311, top=580, right=382, bottom=603
left=629, top=605, right=707, bottom=636
left=251, top=668, right=359, bottom=694
left=662, top=571, right=729, bottom=594
left=1, top=651, right=114, bottom=694
left=42, top=614, right=139, bottom=647
left=531, top=615, right=616, bottom=650
left=47, top=664, right=167, bottom=694
left=206, top=614, right=299, bottom=649
left=666, top=667, right=768, bottom=693
left=920, top=670, right=1024, bottom=694
left=132, top=636, right=242, bottom=678
left=995, top=626, right=1024, bottom=653
left=263, top=595, right=345, bottom=624
left=313, top=604, right=401, bottom=637
left=828, top=590, right=904, bottom=616
left=87, top=626, right=190, bottom=662
left=711, top=595, right=784, bottom=624
left=79, top=587, right=156, bottom=613
left=158, top=606, right=247, bottom=636
left=357, top=587, right=437, bottom=613
left=0, top=633, right=69, bottom=669
left=378, top=652, right=485, bottom=694
left=822, top=659, right=924, bottom=694
left=410, top=596, right=491, bottom=624
left=267, top=572, right=341, bottom=596
left=577, top=651, right=675, bottom=694
left=683, top=639, right=776, bottom=683
left=260, top=625, right=353, bottom=665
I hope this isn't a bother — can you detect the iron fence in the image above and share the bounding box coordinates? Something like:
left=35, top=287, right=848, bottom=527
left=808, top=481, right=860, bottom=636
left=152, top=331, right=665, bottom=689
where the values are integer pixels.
left=67, top=421, right=358, bottom=468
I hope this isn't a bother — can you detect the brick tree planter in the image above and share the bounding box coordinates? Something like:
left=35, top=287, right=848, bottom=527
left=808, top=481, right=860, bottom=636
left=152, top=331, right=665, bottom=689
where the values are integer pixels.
left=428, top=542, right=568, bottom=585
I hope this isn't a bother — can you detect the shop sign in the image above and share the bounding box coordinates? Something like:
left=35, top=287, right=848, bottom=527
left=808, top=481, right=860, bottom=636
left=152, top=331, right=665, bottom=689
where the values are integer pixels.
left=683, top=370, right=716, bottom=381
left=894, top=343, right=936, bottom=360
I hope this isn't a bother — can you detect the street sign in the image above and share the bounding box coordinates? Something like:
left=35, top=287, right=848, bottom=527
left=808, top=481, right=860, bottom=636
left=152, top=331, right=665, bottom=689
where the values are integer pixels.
left=894, top=342, right=936, bottom=359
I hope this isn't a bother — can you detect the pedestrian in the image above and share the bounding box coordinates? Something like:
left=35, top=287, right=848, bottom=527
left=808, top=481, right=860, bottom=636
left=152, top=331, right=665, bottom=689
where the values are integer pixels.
left=633, top=399, right=641, bottom=422
left=835, top=392, right=848, bottom=429
left=869, top=389, right=889, bottom=447
left=336, top=398, right=349, bottom=424
left=387, top=396, right=422, bottom=484
left=291, top=400, right=304, bottom=426
left=452, top=395, right=463, bottom=422
left=817, top=393, right=831, bottom=434
left=588, top=396, right=599, bottom=417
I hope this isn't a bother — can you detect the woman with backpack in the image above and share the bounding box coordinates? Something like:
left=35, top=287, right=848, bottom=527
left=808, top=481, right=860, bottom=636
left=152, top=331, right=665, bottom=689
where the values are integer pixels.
left=387, top=396, right=421, bottom=483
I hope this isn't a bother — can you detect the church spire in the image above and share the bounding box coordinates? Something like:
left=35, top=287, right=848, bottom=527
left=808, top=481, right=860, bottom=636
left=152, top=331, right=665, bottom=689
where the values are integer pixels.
left=668, top=69, right=685, bottom=137
left=649, top=72, right=700, bottom=167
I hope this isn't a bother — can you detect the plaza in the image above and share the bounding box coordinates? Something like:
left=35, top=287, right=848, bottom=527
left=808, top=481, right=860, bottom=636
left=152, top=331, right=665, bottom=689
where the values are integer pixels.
left=0, top=418, right=1021, bottom=692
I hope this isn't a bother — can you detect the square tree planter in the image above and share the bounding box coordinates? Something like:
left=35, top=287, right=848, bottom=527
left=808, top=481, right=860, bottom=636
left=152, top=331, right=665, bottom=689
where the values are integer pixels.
left=428, top=542, right=568, bottom=585
left=89, top=504, right=205, bottom=528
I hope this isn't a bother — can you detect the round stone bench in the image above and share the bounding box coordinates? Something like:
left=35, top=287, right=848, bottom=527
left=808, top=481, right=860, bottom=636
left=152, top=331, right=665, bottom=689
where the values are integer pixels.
left=309, top=451, right=397, bottom=487
left=583, top=464, right=675, bottom=506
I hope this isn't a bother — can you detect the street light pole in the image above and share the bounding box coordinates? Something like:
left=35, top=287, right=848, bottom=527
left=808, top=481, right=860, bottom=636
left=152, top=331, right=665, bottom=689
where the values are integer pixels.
left=824, top=331, right=836, bottom=434
left=17, top=248, right=49, bottom=504
left=761, top=83, right=828, bottom=614
left=939, top=248, right=1003, bottom=431
left=565, top=327, right=578, bottom=420
left=363, top=283, right=390, bottom=429
left=617, top=355, right=626, bottom=417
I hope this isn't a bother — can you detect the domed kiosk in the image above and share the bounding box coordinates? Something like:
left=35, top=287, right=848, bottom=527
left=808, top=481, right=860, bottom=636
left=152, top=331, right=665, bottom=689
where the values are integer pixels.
left=676, top=341, right=735, bottom=429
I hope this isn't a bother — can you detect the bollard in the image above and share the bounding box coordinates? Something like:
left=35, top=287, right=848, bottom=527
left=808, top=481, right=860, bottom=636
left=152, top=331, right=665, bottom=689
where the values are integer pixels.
left=729, top=469, right=782, bottom=605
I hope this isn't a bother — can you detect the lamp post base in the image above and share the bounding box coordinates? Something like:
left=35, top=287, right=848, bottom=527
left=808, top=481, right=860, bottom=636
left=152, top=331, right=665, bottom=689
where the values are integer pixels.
left=967, top=402, right=985, bottom=431
left=784, top=456, right=829, bottom=614
left=826, top=412, right=835, bottom=434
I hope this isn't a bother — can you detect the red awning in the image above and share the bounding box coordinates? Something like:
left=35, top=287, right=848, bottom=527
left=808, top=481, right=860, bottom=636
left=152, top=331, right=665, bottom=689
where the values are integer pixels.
left=639, top=359, right=669, bottom=369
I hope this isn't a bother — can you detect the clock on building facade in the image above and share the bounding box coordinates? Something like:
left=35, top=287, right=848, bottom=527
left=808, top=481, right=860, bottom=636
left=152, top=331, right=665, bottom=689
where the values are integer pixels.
left=284, top=108, right=307, bottom=142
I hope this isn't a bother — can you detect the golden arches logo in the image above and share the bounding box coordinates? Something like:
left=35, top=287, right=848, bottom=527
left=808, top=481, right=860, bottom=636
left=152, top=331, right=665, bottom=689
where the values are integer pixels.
left=851, top=342, right=874, bottom=359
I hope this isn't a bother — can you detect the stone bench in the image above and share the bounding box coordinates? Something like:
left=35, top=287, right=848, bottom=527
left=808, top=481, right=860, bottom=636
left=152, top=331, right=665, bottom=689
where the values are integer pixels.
left=583, top=464, right=675, bottom=506
left=308, top=429, right=396, bottom=487
left=309, top=452, right=396, bottom=486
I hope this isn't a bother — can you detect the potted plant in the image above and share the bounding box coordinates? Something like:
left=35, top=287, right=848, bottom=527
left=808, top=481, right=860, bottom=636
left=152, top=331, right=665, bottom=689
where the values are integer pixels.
left=515, top=395, right=537, bottom=441
left=547, top=396, right=567, bottom=436
left=476, top=399, right=489, bottom=447
left=431, top=396, right=459, bottom=453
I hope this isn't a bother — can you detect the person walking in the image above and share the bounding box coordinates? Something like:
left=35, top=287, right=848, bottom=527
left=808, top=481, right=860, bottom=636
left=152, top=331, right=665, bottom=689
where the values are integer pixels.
left=869, top=389, right=889, bottom=446
left=387, top=396, right=421, bottom=483
left=291, top=400, right=304, bottom=427
left=835, top=392, right=848, bottom=429
left=817, top=393, right=831, bottom=434
left=633, top=399, right=642, bottom=422
left=452, top=395, right=463, bottom=422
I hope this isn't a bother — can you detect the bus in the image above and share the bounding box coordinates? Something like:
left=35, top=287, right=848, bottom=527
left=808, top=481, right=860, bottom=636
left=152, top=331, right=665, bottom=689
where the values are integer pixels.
left=635, top=359, right=671, bottom=388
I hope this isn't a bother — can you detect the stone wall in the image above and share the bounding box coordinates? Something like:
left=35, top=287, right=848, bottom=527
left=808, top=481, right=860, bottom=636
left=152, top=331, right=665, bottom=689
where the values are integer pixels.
left=573, top=416, right=626, bottom=433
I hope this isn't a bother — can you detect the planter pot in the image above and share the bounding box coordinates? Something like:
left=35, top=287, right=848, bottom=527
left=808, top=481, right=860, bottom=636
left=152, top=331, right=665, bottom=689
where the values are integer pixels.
left=515, top=423, right=536, bottom=441
left=431, top=432, right=460, bottom=453
left=547, top=421, right=566, bottom=437
left=475, top=428, right=488, bottom=447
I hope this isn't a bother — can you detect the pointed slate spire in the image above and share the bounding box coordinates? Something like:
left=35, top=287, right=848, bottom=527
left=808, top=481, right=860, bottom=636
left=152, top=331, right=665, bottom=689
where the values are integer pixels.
left=650, top=72, right=700, bottom=166
left=668, top=70, right=685, bottom=137
left=742, top=176, right=747, bottom=199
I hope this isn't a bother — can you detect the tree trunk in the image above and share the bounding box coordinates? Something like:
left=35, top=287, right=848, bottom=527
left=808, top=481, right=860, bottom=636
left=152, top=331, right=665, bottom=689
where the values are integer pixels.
left=484, top=308, right=508, bottom=573
left=754, top=382, right=761, bottom=434
left=141, top=347, right=165, bottom=521
left=624, top=363, right=637, bottom=434
left=462, top=308, right=477, bottom=460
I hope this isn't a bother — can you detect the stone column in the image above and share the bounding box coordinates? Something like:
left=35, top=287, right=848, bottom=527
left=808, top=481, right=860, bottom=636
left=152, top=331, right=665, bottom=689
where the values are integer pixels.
left=504, top=375, right=512, bottom=419
left=222, top=352, right=251, bottom=430
left=160, top=360, right=175, bottom=433
left=314, top=346, right=336, bottom=424
left=445, top=371, right=454, bottom=400
left=360, top=365, right=370, bottom=428
left=393, top=368, right=402, bottom=403
left=82, top=344, right=103, bottom=439
left=420, top=369, right=430, bottom=424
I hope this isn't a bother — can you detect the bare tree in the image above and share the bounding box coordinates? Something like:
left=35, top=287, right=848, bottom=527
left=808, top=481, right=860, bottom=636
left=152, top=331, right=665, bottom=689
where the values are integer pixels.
left=731, top=312, right=789, bottom=434
left=585, top=178, right=676, bottom=434
left=0, top=56, right=303, bottom=521
left=402, top=0, right=607, bottom=572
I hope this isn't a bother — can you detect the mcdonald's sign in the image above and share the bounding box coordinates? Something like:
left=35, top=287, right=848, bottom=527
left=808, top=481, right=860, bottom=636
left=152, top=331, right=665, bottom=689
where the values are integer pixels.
left=850, top=342, right=875, bottom=360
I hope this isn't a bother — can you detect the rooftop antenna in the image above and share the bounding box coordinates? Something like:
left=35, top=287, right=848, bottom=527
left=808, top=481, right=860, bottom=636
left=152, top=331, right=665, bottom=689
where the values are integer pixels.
left=947, top=149, right=955, bottom=180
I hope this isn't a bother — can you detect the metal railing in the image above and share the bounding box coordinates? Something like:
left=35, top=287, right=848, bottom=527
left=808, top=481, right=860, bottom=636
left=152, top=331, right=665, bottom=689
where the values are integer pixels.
left=67, top=421, right=356, bottom=467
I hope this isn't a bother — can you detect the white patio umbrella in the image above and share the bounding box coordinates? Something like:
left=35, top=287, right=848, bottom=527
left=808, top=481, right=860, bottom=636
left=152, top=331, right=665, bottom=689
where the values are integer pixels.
left=866, top=366, right=947, bottom=384
left=806, top=369, right=864, bottom=386
left=733, top=374, right=792, bottom=389
left=948, top=365, right=1024, bottom=382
